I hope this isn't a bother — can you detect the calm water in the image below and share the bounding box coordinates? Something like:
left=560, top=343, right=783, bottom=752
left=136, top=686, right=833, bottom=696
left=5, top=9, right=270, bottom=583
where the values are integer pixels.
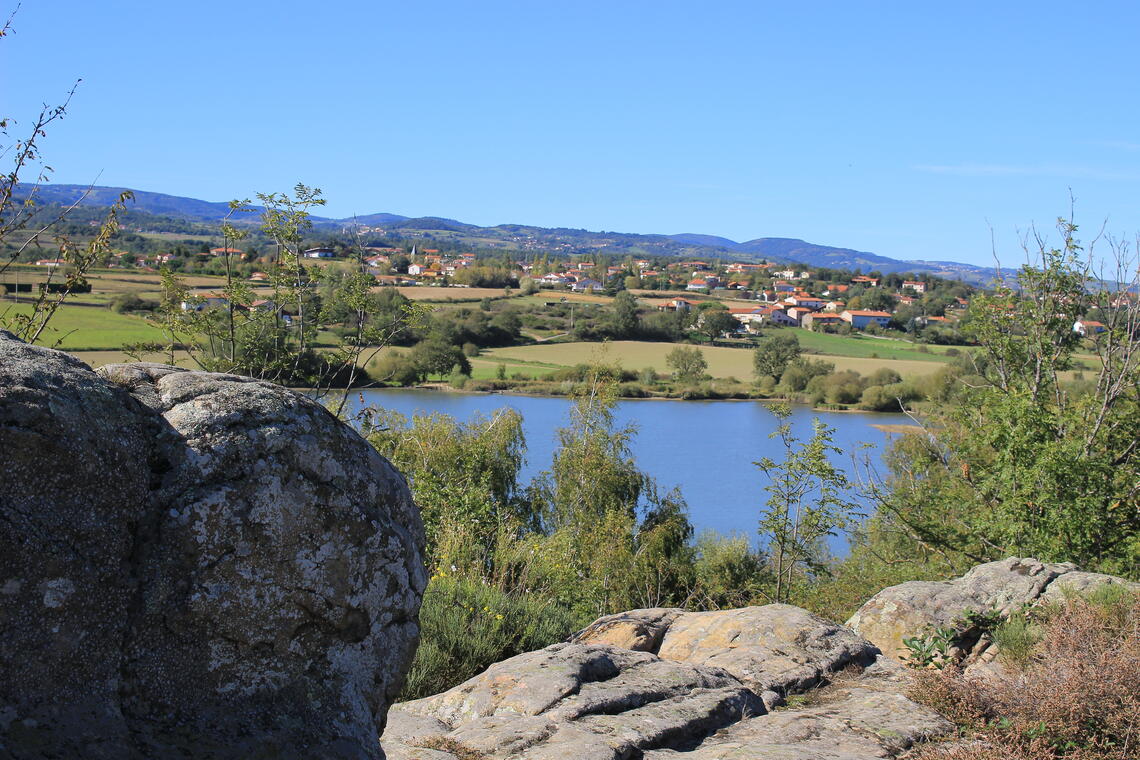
left=350, top=390, right=910, bottom=552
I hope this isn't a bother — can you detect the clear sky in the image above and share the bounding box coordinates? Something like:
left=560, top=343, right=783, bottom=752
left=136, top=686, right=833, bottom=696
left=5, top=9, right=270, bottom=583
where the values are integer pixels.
left=4, top=1, right=1139, bottom=266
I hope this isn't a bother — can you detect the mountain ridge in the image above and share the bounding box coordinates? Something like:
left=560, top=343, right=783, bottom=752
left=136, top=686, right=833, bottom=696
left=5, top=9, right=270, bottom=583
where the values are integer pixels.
left=14, top=183, right=1001, bottom=283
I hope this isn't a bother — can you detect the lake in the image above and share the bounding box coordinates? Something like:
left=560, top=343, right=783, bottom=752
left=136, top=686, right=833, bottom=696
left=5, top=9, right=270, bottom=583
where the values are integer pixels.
left=350, top=389, right=912, bottom=552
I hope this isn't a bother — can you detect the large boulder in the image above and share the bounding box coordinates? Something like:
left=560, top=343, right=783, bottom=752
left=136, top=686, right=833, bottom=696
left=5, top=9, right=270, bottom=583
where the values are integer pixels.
left=846, top=557, right=1139, bottom=662
left=0, top=338, right=426, bottom=759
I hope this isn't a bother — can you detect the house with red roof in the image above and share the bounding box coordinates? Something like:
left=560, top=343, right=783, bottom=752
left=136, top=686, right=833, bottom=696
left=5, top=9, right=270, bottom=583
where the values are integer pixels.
left=1073, top=319, right=1107, bottom=337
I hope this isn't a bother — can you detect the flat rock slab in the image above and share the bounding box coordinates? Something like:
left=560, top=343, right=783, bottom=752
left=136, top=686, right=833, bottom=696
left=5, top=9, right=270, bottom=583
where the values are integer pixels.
left=384, top=643, right=764, bottom=760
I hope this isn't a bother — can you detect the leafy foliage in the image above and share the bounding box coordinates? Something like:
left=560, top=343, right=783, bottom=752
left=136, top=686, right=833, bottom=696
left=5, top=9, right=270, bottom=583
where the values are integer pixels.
left=756, top=405, right=861, bottom=603
left=754, top=333, right=803, bottom=380
left=872, top=220, right=1140, bottom=576
left=665, top=345, right=708, bottom=383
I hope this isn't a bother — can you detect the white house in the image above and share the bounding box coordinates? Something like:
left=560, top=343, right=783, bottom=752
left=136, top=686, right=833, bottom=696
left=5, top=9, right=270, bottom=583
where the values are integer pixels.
left=571, top=278, right=603, bottom=292
left=1073, top=319, right=1107, bottom=337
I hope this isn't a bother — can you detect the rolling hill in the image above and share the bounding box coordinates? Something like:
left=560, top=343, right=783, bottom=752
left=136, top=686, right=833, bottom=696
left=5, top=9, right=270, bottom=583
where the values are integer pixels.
left=14, top=183, right=1002, bottom=283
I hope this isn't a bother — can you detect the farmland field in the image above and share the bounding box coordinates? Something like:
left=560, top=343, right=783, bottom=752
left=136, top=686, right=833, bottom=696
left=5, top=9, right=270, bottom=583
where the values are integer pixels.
left=479, top=341, right=945, bottom=380
left=0, top=302, right=166, bottom=350
left=388, top=287, right=519, bottom=301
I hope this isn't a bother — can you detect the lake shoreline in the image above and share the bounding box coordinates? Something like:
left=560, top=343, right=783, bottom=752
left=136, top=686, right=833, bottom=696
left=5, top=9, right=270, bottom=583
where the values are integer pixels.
left=335, top=382, right=911, bottom=414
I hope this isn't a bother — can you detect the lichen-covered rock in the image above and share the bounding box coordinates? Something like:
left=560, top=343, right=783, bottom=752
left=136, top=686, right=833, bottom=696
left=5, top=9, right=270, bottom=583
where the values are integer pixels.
left=383, top=643, right=764, bottom=760
left=0, top=334, right=156, bottom=759
left=568, top=607, right=684, bottom=651
left=382, top=641, right=948, bottom=760
left=846, top=557, right=1137, bottom=662
left=1, top=339, right=425, bottom=759
left=104, top=366, right=427, bottom=758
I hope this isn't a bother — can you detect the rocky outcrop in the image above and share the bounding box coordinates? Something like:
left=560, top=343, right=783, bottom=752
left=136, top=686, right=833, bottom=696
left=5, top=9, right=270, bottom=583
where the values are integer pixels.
left=384, top=559, right=1137, bottom=759
left=388, top=643, right=765, bottom=760
left=846, top=557, right=1140, bottom=663
left=643, top=686, right=952, bottom=760
left=384, top=606, right=943, bottom=760
left=0, top=336, right=426, bottom=759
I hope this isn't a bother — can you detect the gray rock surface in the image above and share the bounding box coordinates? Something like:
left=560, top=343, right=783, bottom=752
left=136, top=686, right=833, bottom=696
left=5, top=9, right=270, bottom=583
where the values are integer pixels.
left=846, top=557, right=1138, bottom=662
left=1038, top=570, right=1140, bottom=603
left=0, top=337, right=426, bottom=759
left=382, top=611, right=937, bottom=760
left=644, top=686, right=953, bottom=760
left=656, top=605, right=879, bottom=699
left=385, top=643, right=765, bottom=760
left=383, top=642, right=947, bottom=760
left=574, top=604, right=879, bottom=704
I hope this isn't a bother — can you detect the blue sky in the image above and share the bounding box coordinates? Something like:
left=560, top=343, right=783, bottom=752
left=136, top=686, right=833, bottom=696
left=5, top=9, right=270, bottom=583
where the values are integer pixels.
left=4, top=1, right=1139, bottom=266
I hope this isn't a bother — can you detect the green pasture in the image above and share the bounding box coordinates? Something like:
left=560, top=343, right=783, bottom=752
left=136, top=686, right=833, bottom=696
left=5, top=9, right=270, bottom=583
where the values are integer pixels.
left=0, top=302, right=166, bottom=350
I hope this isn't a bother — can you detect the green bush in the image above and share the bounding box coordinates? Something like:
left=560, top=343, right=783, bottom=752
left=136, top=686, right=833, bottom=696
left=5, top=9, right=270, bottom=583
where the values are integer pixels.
left=400, top=574, right=583, bottom=701
left=690, top=532, right=769, bottom=609
left=109, top=292, right=159, bottom=313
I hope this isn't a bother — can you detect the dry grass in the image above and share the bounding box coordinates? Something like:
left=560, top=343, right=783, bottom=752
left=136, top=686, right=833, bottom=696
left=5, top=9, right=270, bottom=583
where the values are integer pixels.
left=911, top=590, right=1140, bottom=760
left=69, top=349, right=196, bottom=368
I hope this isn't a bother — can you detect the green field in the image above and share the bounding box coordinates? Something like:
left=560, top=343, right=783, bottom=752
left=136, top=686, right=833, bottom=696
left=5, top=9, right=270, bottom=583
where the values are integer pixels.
left=479, top=340, right=947, bottom=381
left=753, top=328, right=961, bottom=361
left=0, top=302, right=166, bottom=350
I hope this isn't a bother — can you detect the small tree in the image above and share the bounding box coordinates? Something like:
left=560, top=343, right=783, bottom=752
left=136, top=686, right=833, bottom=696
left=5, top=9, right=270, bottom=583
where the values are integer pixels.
left=607, top=290, right=640, bottom=339
left=756, top=405, right=860, bottom=603
left=753, top=333, right=802, bottom=381
left=665, top=345, right=708, bottom=384
left=700, top=308, right=736, bottom=342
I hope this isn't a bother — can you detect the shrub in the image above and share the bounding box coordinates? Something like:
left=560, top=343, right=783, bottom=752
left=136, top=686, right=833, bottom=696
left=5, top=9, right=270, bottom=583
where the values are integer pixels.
left=369, top=351, right=422, bottom=386
left=690, top=532, right=769, bottom=609
left=401, top=574, right=582, bottom=701
left=911, top=590, right=1140, bottom=760
left=109, top=292, right=159, bottom=313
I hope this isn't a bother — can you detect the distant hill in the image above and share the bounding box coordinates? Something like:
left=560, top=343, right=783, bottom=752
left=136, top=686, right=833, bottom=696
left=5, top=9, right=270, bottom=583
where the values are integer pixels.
left=13, top=183, right=255, bottom=222
left=15, top=183, right=1002, bottom=284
